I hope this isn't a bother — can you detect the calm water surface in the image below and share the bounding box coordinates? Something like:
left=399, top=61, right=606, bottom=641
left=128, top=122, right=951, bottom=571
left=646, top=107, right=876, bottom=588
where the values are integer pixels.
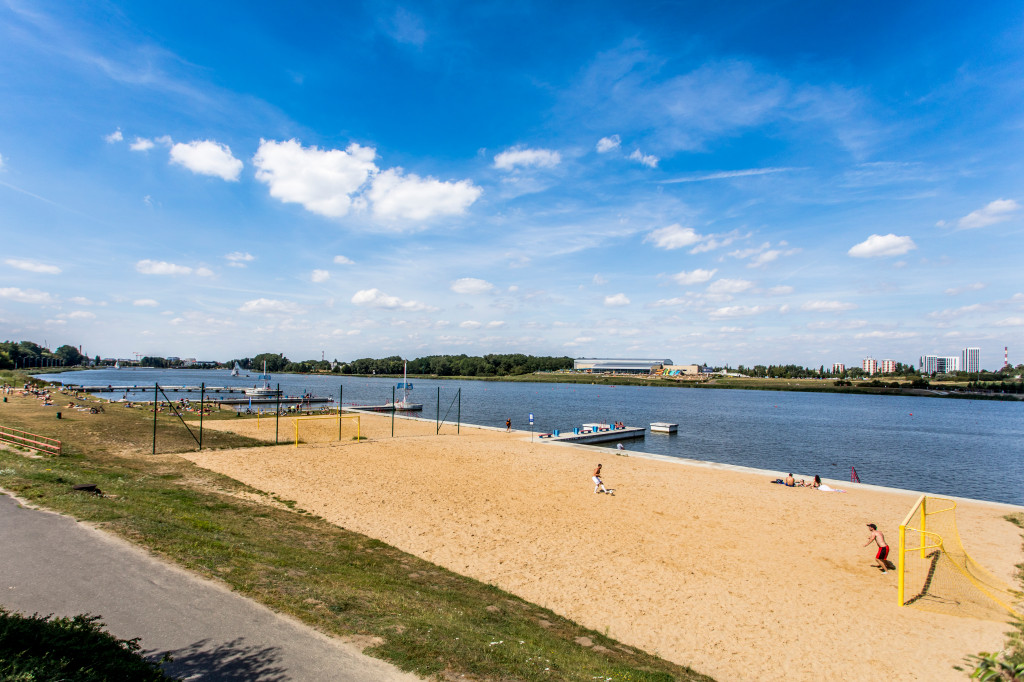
left=40, top=369, right=1024, bottom=506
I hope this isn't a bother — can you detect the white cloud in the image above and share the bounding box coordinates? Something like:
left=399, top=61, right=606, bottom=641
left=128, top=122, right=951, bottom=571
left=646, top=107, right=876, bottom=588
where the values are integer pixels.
left=225, top=252, right=254, bottom=267
left=0, top=287, right=55, bottom=304
left=130, top=137, right=154, bottom=152
left=662, top=167, right=799, bottom=183
left=486, top=321, right=505, bottom=329
left=604, top=293, right=630, bottom=306
left=136, top=259, right=192, bottom=276
left=596, top=135, right=621, bottom=153
left=629, top=149, right=659, bottom=168
left=105, top=129, right=123, bottom=143
left=768, top=285, right=794, bottom=295
left=493, top=146, right=561, bottom=170
left=238, top=298, right=297, bottom=314
left=944, top=282, right=985, bottom=295
left=645, top=224, right=703, bottom=249
left=807, top=319, right=867, bottom=330
left=333, top=255, right=354, bottom=265
left=451, top=278, right=494, bottom=295
left=801, top=300, right=858, bottom=312
left=847, top=234, right=917, bottom=258
left=170, top=140, right=243, bottom=181
left=853, top=330, right=918, bottom=339
left=994, top=317, right=1024, bottom=327
left=195, top=267, right=214, bottom=277
left=708, top=305, right=772, bottom=318
left=368, top=168, right=481, bottom=221
left=67, top=310, right=95, bottom=319
left=707, top=278, right=753, bottom=294
left=311, top=269, right=330, bottom=283
left=592, top=274, right=607, bottom=285
left=0, top=152, right=4, bottom=169
left=5, top=258, right=61, bottom=274
left=672, top=269, right=717, bottom=285
left=253, top=139, right=377, bottom=218
left=133, top=299, right=158, bottom=306
left=351, top=288, right=435, bottom=311
left=958, top=199, right=1019, bottom=229
left=564, top=336, right=595, bottom=347
left=460, top=320, right=482, bottom=329
left=69, top=296, right=94, bottom=305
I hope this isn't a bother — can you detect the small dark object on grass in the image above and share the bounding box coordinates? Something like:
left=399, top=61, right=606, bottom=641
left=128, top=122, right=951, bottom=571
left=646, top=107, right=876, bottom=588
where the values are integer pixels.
left=72, top=483, right=102, bottom=496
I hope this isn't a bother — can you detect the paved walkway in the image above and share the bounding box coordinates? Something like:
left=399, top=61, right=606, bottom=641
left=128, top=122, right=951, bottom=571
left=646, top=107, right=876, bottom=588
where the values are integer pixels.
left=0, top=492, right=421, bottom=682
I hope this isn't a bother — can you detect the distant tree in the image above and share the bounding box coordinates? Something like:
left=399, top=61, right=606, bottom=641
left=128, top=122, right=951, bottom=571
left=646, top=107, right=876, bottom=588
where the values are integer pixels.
left=54, top=344, right=86, bottom=366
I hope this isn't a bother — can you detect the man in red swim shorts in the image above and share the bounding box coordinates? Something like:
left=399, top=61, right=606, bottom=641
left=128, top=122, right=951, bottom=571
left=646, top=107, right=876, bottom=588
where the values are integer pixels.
left=864, top=523, right=889, bottom=573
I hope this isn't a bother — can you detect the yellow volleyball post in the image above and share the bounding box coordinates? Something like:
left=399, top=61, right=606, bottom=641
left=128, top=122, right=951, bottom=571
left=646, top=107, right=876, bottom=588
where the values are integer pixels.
left=898, top=523, right=906, bottom=606
left=919, top=496, right=927, bottom=559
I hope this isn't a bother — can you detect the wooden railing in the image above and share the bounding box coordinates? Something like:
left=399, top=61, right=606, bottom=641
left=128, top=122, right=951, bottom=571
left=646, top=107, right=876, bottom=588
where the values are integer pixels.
left=0, top=425, right=62, bottom=456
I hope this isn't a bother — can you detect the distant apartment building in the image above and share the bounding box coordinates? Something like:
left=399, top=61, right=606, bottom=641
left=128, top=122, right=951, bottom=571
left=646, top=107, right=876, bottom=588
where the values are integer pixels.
left=862, top=357, right=878, bottom=375
left=962, top=347, right=980, bottom=373
left=920, top=354, right=960, bottom=374
left=880, top=359, right=897, bottom=374
left=832, top=363, right=845, bottom=374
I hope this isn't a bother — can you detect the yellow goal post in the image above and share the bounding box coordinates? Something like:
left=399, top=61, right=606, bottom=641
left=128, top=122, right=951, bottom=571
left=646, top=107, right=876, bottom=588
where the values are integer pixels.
left=898, top=494, right=1021, bottom=620
left=294, top=413, right=361, bottom=447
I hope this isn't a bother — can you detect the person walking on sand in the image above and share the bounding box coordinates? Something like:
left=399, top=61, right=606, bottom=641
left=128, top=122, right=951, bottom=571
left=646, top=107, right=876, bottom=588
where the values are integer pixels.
left=864, top=523, right=890, bottom=573
left=505, top=418, right=511, bottom=432
left=592, top=464, right=611, bottom=494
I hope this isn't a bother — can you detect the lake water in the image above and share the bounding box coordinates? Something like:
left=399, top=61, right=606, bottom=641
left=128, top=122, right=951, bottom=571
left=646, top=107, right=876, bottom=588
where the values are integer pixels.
left=38, top=368, right=1024, bottom=506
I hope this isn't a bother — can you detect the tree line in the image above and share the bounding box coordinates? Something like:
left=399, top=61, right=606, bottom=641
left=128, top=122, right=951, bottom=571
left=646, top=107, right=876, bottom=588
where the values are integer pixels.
left=224, top=353, right=574, bottom=377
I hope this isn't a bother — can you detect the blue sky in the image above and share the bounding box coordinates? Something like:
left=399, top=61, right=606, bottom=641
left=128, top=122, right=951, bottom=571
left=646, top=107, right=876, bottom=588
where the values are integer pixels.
left=1, top=1, right=1022, bottom=368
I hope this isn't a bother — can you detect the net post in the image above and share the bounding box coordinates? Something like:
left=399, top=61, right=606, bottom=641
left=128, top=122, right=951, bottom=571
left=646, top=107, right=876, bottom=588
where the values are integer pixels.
left=920, top=496, right=927, bottom=559
left=898, top=524, right=906, bottom=606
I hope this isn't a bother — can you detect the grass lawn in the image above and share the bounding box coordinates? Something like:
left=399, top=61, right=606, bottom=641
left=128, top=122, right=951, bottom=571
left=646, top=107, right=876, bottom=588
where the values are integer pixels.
left=0, top=371, right=709, bottom=682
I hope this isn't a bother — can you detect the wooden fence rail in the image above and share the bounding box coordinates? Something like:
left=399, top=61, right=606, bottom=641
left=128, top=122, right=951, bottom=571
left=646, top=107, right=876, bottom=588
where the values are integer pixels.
left=0, top=425, right=62, bottom=456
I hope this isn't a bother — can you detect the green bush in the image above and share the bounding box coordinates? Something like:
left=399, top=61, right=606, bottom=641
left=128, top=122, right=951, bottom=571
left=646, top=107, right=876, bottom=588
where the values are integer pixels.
left=0, top=607, right=176, bottom=681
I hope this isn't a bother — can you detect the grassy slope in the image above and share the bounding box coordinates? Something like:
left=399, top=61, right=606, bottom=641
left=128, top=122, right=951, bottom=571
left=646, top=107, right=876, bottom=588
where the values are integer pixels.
left=0, top=372, right=709, bottom=682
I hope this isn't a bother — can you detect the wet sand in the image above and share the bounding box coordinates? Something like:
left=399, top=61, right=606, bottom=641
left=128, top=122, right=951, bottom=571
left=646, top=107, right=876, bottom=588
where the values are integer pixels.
left=188, top=412, right=1023, bottom=681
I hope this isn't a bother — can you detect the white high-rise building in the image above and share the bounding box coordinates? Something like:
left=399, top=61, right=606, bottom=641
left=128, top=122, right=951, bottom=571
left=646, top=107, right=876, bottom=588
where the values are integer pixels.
left=832, top=363, right=845, bottom=374
left=880, top=359, right=897, bottom=374
left=962, top=347, right=980, bottom=373
left=920, top=354, right=960, bottom=374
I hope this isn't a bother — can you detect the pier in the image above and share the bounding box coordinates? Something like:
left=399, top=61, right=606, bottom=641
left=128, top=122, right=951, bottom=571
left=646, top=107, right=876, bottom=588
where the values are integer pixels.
left=538, top=424, right=645, bottom=445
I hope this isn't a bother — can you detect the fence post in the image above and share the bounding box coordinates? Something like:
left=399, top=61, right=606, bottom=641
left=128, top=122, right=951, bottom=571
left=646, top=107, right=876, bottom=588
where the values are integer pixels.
left=457, top=388, right=460, bottom=434
left=275, top=384, right=280, bottom=444
left=152, top=382, right=158, bottom=454
left=437, top=386, right=440, bottom=433
left=391, top=386, right=395, bottom=437
left=199, top=382, right=205, bottom=450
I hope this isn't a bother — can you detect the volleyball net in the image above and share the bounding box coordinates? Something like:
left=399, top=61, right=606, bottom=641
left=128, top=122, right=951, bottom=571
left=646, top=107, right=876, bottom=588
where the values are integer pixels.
left=294, top=413, right=361, bottom=446
left=898, top=495, right=1022, bottom=620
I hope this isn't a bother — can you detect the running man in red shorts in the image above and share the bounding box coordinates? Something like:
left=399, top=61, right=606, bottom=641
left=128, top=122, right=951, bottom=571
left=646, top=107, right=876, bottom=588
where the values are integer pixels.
left=864, top=523, right=889, bottom=573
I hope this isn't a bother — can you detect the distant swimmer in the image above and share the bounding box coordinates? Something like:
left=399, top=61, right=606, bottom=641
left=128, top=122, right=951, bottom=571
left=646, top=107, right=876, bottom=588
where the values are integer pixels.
left=592, top=464, right=612, bottom=494
left=864, top=523, right=890, bottom=573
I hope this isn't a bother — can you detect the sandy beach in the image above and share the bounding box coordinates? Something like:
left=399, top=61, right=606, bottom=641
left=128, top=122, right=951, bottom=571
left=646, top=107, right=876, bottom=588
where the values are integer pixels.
left=189, top=412, right=1023, bottom=682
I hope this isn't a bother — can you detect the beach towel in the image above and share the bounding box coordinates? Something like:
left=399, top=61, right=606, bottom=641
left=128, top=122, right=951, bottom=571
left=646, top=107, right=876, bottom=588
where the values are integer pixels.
left=817, top=484, right=846, bottom=493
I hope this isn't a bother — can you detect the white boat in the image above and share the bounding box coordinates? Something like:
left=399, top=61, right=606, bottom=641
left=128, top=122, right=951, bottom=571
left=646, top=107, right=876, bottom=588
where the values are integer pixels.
left=650, top=422, right=678, bottom=433
left=385, top=361, right=423, bottom=411
left=245, top=361, right=282, bottom=397
left=230, top=362, right=242, bottom=377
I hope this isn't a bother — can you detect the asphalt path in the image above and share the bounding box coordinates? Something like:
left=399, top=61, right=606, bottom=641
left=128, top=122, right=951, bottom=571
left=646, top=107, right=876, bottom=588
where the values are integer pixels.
left=0, top=491, right=421, bottom=681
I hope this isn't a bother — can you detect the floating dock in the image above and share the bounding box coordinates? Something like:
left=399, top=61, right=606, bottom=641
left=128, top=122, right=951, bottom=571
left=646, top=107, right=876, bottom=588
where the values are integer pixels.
left=349, top=403, right=424, bottom=412
left=650, top=422, right=678, bottom=433
left=538, top=424, right=645, bottom=445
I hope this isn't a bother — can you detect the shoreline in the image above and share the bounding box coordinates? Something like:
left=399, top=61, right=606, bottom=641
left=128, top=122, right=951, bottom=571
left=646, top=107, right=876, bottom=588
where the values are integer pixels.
left=191, top=411, right=1024, bottom=682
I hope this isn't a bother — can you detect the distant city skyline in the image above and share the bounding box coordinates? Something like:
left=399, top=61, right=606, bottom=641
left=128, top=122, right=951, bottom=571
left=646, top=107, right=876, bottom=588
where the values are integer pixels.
left=1, top=3, right=1022, bottom=366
